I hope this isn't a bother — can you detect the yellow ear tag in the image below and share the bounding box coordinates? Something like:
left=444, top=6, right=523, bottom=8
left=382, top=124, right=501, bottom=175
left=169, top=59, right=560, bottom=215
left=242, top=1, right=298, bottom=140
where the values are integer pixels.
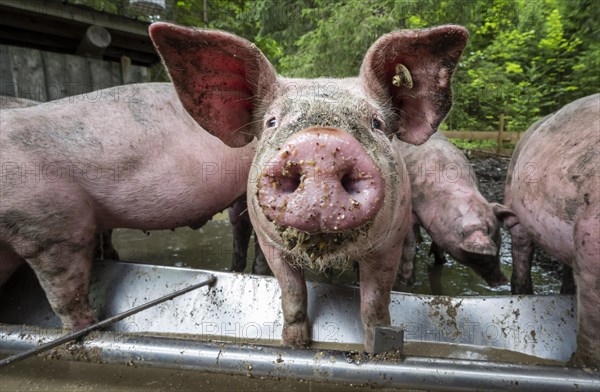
left=392, top=63, right=413, bottom=89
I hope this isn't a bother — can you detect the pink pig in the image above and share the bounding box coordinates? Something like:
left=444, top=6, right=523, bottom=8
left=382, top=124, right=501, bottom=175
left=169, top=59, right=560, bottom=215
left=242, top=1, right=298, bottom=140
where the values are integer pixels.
left=150, top=22, right=468, bottom=352
left=397, top=132, right=508, bottom=289
left=502, top=94, right=599, bottom=368
left=0, top=83, right=256, bottom=329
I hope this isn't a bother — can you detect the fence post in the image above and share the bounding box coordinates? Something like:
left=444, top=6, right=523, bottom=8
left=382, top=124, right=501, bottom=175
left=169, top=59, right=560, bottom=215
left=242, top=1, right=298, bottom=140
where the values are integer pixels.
left=496, top=113, right=505, bottom=155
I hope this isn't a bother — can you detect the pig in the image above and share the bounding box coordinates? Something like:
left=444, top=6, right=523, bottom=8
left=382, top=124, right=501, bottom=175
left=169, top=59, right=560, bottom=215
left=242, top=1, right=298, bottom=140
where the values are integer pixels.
left=228, top=195, right=270, bottom=275
left=500, top=94, right=599, bottom=368
left=149, top=22, right=468, bottom=352
left=0, top=96, right=120, bottom=262
left=0, top=82, right=255, bottom=329
left=397, top=132, right=508, bottom=291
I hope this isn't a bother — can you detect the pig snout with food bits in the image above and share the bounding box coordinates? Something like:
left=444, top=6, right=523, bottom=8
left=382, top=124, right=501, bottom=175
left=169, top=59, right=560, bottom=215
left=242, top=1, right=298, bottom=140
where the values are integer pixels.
left=0, top=83, right=256, bottom=330
left=398, top=132, right=509, bottom=289
left=149, top=22, right=468, bottom=352
left=500, top=94, right=599, bottom=369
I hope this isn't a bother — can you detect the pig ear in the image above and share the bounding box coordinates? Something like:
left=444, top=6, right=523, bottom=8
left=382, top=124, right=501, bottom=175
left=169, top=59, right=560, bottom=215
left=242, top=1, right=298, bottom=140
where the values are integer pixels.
left=491, top=203, right=519, bottom=228
left=360, top=25, right=468, bottom=145
left=149, top=22, right=277, bottom=147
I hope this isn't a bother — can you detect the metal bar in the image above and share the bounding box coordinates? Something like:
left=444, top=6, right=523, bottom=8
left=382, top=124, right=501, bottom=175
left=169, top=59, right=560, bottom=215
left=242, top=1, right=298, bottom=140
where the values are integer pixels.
left=0, top=276, right=215, bottom=367
left=1, top=325, right=597, bottom=391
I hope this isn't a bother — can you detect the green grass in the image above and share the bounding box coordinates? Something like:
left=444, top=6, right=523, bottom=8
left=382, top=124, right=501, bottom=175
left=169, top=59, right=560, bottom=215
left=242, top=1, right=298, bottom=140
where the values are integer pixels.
left=447, top=138, right=497, bottom=150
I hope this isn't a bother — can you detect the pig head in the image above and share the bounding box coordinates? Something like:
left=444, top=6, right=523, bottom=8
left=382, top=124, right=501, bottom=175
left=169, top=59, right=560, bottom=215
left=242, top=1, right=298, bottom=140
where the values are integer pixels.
left=150, top=22, right=468, bottom=352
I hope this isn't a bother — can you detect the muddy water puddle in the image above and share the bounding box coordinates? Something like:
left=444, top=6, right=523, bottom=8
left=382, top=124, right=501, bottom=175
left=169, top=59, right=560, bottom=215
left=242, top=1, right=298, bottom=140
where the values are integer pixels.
left=112, top=216, right=562, bottom=296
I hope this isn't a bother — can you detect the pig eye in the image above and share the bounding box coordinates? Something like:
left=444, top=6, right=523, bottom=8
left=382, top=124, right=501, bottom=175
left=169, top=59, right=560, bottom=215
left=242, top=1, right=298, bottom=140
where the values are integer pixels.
left=371, top=116, right=382, bottom=130
left=266, top=117, right=277, bottom=128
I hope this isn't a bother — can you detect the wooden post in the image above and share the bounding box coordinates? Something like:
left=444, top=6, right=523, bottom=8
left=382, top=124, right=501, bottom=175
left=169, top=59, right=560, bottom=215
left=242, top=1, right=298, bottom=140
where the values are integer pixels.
left=77, top=25, right=112, bottom=58
left=203, top=0, right=208, bottom=26
left=496, top=113, right=505, bottom=155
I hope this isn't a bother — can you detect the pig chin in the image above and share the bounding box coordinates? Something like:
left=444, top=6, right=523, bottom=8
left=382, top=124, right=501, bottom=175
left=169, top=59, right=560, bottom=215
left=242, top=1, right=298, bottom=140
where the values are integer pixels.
left=276, top=222, right=373, bottom=272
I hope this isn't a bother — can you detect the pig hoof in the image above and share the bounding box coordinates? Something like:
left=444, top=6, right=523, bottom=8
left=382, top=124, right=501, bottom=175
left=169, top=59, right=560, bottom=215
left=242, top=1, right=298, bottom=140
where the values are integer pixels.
left=282, top=323, right=311, bottom=348
left=568, top=352, right=599, bottom=371
left=62, top=315, right=97, bottom=332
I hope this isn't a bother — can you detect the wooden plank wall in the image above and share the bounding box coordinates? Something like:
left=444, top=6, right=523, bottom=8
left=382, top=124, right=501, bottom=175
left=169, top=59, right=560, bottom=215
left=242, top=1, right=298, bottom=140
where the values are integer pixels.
left=0, top=44, right=149, bottom=102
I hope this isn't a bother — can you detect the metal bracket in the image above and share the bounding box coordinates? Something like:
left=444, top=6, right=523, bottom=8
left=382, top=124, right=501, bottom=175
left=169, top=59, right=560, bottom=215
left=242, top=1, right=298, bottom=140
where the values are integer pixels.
left=372, top=325, right=404, bottom=355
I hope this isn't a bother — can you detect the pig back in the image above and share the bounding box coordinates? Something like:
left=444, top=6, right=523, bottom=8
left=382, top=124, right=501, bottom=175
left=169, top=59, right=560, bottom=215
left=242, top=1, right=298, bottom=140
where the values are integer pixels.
left=509, top=94, right=600, bottom=264
left=1, top=83, right=255, bottom=230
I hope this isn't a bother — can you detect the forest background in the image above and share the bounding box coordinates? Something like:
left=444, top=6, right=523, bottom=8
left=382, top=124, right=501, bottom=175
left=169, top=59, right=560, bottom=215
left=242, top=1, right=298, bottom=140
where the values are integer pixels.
left=71, top=0, right=599, bottom=133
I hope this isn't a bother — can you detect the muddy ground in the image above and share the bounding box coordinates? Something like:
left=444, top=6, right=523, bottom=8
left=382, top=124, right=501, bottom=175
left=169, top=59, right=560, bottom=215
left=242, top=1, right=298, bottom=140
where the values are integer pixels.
left=468, top=153, right=510, bottom=204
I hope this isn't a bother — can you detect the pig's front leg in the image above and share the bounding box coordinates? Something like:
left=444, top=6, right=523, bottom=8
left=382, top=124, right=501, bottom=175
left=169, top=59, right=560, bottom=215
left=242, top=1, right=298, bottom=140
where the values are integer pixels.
left=228, top=195, right=252, bottom=273
left=398, top=224, right=416, bottom=285
left=256, top=234, right=310, bottom=348
left=359, top=242, right=403, bottom=353
left=430, top=242, right=447, bottom=265
left=251, top=239, right=270, bottom=276
left=29, top=242, right=97, bottom=330
left=509, top=223, right=534, bottom=294
left=560, top=265, right=576, bottom=294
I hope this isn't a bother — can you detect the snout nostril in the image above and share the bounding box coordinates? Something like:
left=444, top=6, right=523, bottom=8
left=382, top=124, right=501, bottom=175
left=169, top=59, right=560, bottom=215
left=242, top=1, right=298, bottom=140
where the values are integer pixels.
left=341, top=174, right=361, bottom=195
left=279, top=175, right=301, bottom=193
left=270, top=162, right=303, bottom=194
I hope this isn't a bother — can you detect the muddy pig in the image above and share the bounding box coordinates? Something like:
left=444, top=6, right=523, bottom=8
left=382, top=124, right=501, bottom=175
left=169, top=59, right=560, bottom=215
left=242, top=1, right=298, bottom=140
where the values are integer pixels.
left=501, top=94, right=599, bottom=368
left=0, top=83, right=256, bottom=329
left=150, top=22, right=468, bottom=352
left=397, top=132, right=508, bottom=290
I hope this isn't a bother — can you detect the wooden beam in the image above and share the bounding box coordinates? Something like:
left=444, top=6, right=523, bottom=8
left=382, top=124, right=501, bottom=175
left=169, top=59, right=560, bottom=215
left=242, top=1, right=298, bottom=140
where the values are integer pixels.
left=441, top=130, right=523, bottom=143
left=0, top=27, right=76, bottom=53
left=0, top=0, right=150, bottom=37
left=496, top=113, right=505, bottom=155
left=441, top=131, right=500, bottom=140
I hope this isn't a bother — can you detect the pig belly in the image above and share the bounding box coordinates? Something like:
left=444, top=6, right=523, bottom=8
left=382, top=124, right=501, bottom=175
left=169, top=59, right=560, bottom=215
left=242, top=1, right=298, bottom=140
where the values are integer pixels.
left=511, top=197, right=574, bottom=265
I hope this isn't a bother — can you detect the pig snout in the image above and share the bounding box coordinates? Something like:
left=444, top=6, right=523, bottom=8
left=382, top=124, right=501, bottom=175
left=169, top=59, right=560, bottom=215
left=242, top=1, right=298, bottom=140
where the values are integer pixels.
left=456, top=227, right=508, bottom=288
left=257, top=128, right=384, bottom=233
left=459, top=229, right=498, bottom=256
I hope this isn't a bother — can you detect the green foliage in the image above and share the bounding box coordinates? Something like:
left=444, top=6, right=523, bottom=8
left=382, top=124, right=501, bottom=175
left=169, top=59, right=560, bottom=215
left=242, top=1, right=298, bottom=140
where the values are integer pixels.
left=68, top=0, right=598, bottom=132
left=448, top=138, right=497, bottom=151
left=279, top=0, right=401, bottom=77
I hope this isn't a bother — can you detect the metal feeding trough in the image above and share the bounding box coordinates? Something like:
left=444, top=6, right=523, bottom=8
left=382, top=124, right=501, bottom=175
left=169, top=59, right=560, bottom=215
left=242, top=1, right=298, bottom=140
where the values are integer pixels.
left=0, top=261, right=598, bottom=391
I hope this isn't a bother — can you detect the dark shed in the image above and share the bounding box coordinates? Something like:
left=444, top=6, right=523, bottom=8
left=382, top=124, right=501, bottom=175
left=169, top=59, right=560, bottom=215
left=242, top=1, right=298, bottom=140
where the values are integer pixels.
left=0, top=0, right=160, bottom=102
